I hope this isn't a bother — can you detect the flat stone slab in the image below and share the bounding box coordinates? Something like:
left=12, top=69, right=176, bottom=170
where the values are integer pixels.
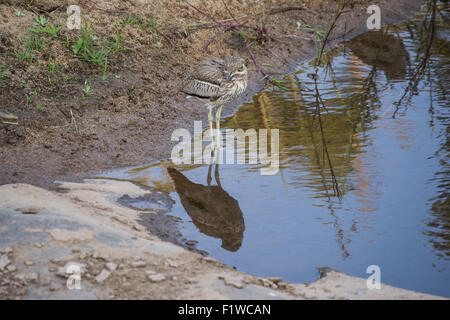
left=0, top=182, right=445, bottom=300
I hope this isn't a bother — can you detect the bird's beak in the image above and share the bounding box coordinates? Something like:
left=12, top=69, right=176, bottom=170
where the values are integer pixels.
left=227, top=72, right=233, bottom=82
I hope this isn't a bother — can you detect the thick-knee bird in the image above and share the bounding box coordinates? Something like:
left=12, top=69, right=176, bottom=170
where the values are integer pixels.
left=180, top=56, right=248, bottom=150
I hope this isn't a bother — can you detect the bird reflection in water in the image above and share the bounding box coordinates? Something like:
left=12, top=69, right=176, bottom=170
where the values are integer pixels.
left=167, top=165, right=245, bottom=252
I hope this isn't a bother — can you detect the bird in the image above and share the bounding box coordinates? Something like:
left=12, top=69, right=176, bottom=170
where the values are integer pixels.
left=180, top=56, right=248, bottom=151
left=167, top=166, right=245, bottom=252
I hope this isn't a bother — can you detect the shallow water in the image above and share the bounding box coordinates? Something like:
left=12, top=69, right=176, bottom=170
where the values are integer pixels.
left=98, top=1, right=449, bottom=296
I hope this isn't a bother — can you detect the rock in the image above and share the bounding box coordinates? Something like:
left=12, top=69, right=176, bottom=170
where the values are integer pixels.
left=55, top=267, right=67, bottom=278
left=167, top=259, right=182, bottom=268
left=48, top=266, right=57, bottom=272
left=48, top=228, right=94, bottom=242
left=184, top=277, right=198, bottom=284
left=49, top=283, right=60, bottom=292
left=145, top=270, right=156, bottom=275
left=133, top=224, right=145, bottom=232
left=105, top=262, right=118, bottom=271
left=39, top=275, right=52, bottom=286
left=260, top=278, right=274, bottom=288
left=185, top=240, right=198, bottom=246
left=6, top=265, right=17, bottom=272
left=50, top=258, right=62, bottom=264
left=0, top=247, right=13, bottom=255
left=79, top=252, right=88, bottom=259
left=148, top=273, right=166, bottom=282
left=92, top=251, right=109, bottom=260
left=95, top=270, right=111, bottom=283
left=201, top=257, right=217, bottom=263
left=267, top=277, right=283, bottom=284
left=0, top=255, right=11, bottom=270
left=34, top=242, right=43, bottom=248
left=25, top=272, right=39, bottom=282
left=130, top=260, right=146, bottom=268
left=24, top=261, right=35, bottom=266
left=14, top=273, right=26, bottom=281
left=20, top=207, right=39, bottom=214
left=222, top=276, right=245, bottom=289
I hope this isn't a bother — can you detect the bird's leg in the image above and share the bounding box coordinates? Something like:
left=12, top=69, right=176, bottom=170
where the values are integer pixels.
left=208, top=104, right=215, bottom=153
left=214, top=163, right=222, bottom=189
left=207, top=163, right=213, bottom=186
left=215, top=105, right=223, bottom=151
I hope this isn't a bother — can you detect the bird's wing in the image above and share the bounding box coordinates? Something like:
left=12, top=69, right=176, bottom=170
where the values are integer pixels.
left=180, top=59, right=226, bottom=98
left=193, top=59, right=226, bottom=85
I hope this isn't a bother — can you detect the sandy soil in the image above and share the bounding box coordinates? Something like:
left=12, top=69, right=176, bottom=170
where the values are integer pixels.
left=0, top=0, right=424, bottom=188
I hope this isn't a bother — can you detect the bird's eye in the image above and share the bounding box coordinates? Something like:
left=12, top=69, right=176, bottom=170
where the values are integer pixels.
left=239, top=66, right=245, bottom=71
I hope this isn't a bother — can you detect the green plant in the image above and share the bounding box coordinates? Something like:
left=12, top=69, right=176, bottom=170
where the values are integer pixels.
left=47, top=59, right=58, bottom=85
left=41, top=24, right=62, bottom=38
left=29, top=23, right=62, bottom=38
left=0, top=63, right=8, bottom=75
left=102, top=58, right=108, bottom=81
left=72, top=20, right=110, bottom=66
left=14, top=8, right=25, bottom=17
left=108, top=22, right=135, bottom=55
left=122, top=16, right=138, bottom=26
left=149, top=14, right=157, bottom=32
left=34, top=14, right=48, bottom=27
left=82, top=80, right=91, bottom=95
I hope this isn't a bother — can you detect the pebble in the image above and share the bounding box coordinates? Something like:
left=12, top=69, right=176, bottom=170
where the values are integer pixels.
left=20, top=207, right=39, bottom=214
left=24, top=261, right=35, bottom=266
left=185, top=277, right=198, bottom=284
left=259, top=278, right=274, bottom=288
left=0, top=255, right=11, bottom=270
left=49, top=283, right=60, bottom=291
left=25, top=272, right=39, bottom=282
left=55, top=267, right=67, bottom=278
left=34, top=242, right=43, bottom=248
left=201, top=257, right=217, bottom=263
left=277, top=282, right=288, bottom=289
left=148, top=273, right=166, bottom=282
left=48, top=266, right=57, bottom=273
left=267, top=277, right=282, bottom=284
left=6, top=265, right=17, bottom=272
left=95, top=269, right=111, bottom=283
left=185, top=240, right=198, bottom=246
left=39, top=275, right=52, bottom=286
left=50, top=258, right=62, bottom=264
left=167, top=259, right=182, bottom=268
left=221, top=276, right=245, bottom=289
left=92, top=251, right=109, bottom=260
left=105, top=262, right=118, bottom=271
left=79, top=252, right=88, bottom=259
left=0, top=247, right=13, bottom=255
left=131, top=260, right=146, bottom=268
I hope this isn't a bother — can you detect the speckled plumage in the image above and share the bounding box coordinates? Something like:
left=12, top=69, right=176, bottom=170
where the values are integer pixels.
left=180, top=56, right=248, bottom=107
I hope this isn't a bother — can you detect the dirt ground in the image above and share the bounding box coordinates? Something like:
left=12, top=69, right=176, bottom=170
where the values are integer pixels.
left=0, top=0, right=424, bottom=188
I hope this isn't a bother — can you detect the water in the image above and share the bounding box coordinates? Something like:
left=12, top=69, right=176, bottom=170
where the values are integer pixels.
left=98, top=1, right=449, bottom=297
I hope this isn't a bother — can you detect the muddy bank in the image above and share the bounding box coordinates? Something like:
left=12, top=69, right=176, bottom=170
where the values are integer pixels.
left=0, top=181, right=444, bottom=299
left=0, top=0, right=424, bottom=188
